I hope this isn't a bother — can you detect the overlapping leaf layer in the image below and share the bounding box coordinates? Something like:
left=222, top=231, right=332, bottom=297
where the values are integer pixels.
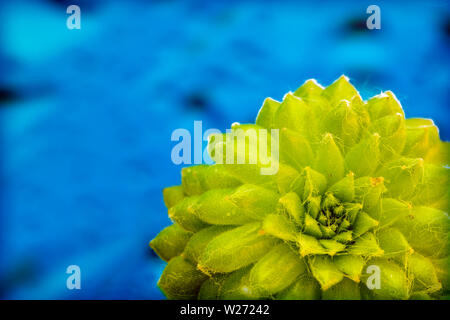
left=151, top=76, right=450, bottom=300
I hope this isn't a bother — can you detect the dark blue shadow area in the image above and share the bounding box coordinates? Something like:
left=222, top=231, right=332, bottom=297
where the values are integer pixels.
left=0, top=0, right=449, bottom=299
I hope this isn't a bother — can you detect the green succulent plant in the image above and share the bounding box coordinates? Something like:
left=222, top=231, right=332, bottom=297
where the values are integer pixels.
left=150, top=75, right=449, bottom=300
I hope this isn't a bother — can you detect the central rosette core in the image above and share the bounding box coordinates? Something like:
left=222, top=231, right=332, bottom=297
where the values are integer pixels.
left=303, top=192, right=354, bottom=240
left=318, top=193, right=350, bottom=234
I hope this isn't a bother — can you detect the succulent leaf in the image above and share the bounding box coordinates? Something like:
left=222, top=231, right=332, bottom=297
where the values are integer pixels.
left=249, top=243, right=307, bottom=295
left=150, top=224, right=192, bottom=262
left=198, top=222, right=280, bottom=274
left=276, top=274, right=322, bottom=300
left=322, top=278, right=361, bottom=300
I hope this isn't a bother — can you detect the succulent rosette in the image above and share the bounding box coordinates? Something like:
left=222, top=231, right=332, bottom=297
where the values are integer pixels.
left=150, top=76, right=449, bottom=300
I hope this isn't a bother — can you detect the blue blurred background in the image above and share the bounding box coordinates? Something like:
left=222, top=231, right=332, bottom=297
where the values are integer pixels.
left=0, top=0, right=449, bottom=299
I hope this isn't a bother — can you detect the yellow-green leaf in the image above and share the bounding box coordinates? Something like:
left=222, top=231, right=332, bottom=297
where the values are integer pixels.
left=322, top=278, right=361, bottom=300
left=256, top=97, right=280, bottom=129
left=199, top=223, right=280, bottom=274
left=249, top=243, right=307, bottom=295
left=333, top=255, right=365, bottom=282
left=158, top=256, right=208, bottom=299
left=313, top=133, right=345, bottom=186
left=150, top=224, right=192, bottom=262
left=308, top=255, right=344, bottom=290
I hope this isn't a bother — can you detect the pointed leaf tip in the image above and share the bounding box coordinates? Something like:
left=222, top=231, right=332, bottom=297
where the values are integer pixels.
left=294, top=79, right=324, bottom=98
left=314, top=133, right=345, bottom=186
left=323, top=75, right=359, bottom=105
